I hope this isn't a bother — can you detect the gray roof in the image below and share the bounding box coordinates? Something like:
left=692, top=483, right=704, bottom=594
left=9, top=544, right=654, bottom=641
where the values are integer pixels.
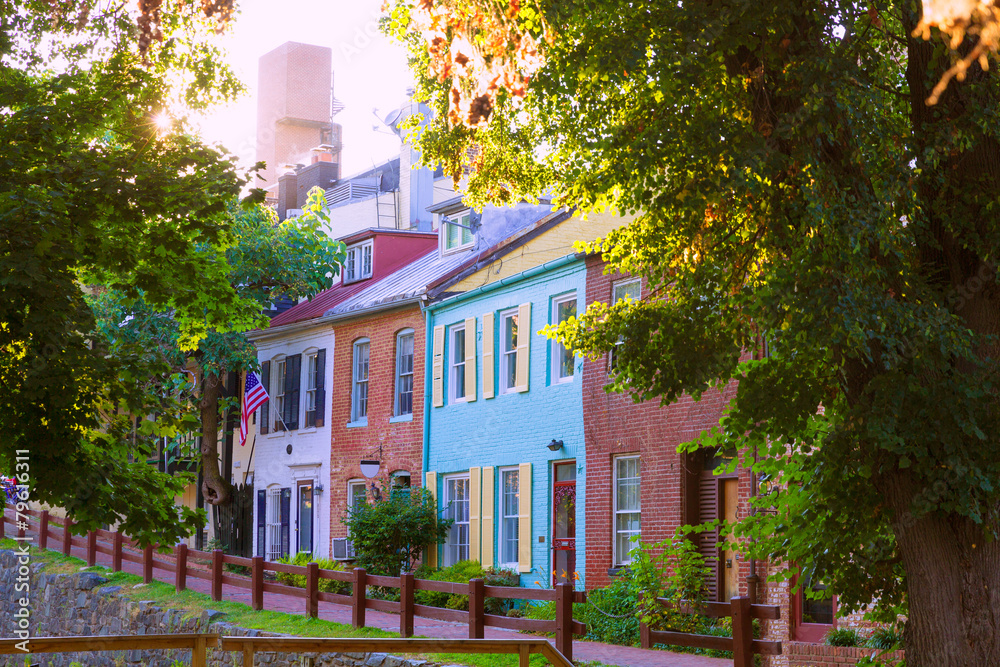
left=325, top=201, right=556, bottom=316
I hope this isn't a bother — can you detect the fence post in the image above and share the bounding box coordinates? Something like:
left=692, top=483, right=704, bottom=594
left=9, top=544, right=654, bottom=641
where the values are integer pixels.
left=112, top=532, right=123, bottom=572
left=0, top=507, right=5, bottom=539
left=399, top=572, right=414, bottom=638
left=175, top=543, right=188, bottom=592
left=143, top=545, right=154, bottom=584
left=731, top=595, right=753, bottom=667
left=242, top=642, right=255, bottom=667
left=86, top=530, right=97, bottom=566
left=639, top=620, right=652, bottom=649
left=555, top=582, right=574, bottom=662
left=39, top=510, right=49, bottom=549
left=62, top=517, right=72, bottom=556
left=352, top=568, right=367, bottom=628
left=468, top=578, right=485, bottom=639
left=251, top=556, right=263, bottom=611
left=306, top=562, right=319, bottom=618
left=192, top=634, right=207, bottom=667
left=211, top=549, right=223, bottom=601
left=16, top=512, right=24, bottom=539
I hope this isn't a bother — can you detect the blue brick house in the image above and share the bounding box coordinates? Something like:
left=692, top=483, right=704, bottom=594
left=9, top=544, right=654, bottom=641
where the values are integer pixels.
left=422, top=242, right=589, bottom=588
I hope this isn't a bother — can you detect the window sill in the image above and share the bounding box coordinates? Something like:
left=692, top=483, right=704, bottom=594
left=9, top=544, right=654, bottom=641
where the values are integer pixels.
left=389, top=414, right=413, bottom=424
left=346, top=419, right=368, bottom=429
left=608, top=566, right=631, bottom=578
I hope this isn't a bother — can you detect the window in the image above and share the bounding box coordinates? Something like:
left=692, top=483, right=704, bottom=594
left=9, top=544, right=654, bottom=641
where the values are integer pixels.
left=450, top=323, right=466, bottom=402
left=395, top=331, right=414, bottom=417
left=348, top=479, right=368, bottom=510
left=551, top=294, right=577, bottom=382
left=443, top=211, right=474, bottom=252
left=793, top=571, right=837, bottom=641
left=609, top=278, right=641, bottom=371
left=500, top=309, right=519, bottom=393
left=344, top=240, right=373, bottom=283
left=273, top=359, right=287, bottom=431
left=613, top=456, right=641, bottom=565
left=305, top=353, right=318, bottom=423
left=444, top=475, right=471, bottom=566
left=500, top=468, right=520, bottom=568
left=351, top=340, right=369, bottom=424
left=266, top=487, right=286, bottom=561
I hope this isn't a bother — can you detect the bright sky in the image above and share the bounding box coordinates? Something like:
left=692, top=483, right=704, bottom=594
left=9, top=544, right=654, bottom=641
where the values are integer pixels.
left=195, top=0, right=415, bottom=178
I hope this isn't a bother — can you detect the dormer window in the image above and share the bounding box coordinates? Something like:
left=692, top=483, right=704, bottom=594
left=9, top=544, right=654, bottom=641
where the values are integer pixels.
left=442, top=211, right=474, bottom=253
left=344, top=240, right=373, bottom=283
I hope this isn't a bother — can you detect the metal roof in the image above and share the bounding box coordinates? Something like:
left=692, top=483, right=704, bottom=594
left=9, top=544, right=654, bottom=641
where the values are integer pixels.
left=328, top=249, right=471, bottom=315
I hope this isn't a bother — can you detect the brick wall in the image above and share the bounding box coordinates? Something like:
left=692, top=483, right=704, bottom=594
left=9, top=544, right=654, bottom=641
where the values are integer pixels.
left=581, top=255, right=741, bottom=588
left=328, top=305, right=426, bottom=544
left=787, top=642, right=904, bottom=667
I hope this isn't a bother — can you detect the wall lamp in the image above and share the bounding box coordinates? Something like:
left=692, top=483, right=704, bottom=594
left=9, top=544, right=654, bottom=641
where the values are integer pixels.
left=547, top=439, right=564, bottom=452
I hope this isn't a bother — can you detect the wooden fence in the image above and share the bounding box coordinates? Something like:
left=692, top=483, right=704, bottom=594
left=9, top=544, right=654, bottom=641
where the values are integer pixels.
left=640, top=596, right=783, bottom=667
left=0, top=634, right=572, bottom=667
left=2, top=508, right=585, bottom=661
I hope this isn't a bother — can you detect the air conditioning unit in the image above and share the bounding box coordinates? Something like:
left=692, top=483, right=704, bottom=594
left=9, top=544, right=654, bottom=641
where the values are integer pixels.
left=331, top=538, right=355, bottom=561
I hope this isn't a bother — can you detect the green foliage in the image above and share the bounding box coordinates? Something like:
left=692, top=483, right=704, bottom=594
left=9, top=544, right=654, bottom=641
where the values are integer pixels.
left=629, top=532, right=711, bottom=634
left=825, top=627, right=863, bottom=647
left=579, top=572, right=640, bottom=646
left=275, top=553, right=352, bottom=595
left=413, top=561, right=519, bottom=614
left=343, top=486, right=451, bottom=576
left=866, top=626, right=905, bottom=651
left=392, top=0, right=1000, bottom=654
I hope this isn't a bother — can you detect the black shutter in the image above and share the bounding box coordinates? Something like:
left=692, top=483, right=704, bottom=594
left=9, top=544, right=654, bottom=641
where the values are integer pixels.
left=260, top=361, right=270, bottom=435
left=696, top=476, right=721, bottom=601
left=314, top=349, right=326, bottom=428
left=280, top=487, right=291, bottom=558
left=284, top=354, right=301, bottom=431
left=257, top=489, right=266, bottom=558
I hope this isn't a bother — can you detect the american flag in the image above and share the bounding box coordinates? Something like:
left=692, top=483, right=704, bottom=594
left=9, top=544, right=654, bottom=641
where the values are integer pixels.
left=240, top=370, right=269, bottom=447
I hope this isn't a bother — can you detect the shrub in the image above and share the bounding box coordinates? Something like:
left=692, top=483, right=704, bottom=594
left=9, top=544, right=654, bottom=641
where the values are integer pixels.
left=274, top=552, right=351, bottom=595
left=825, top=627, right=863, bottom=647
left=866, top=625, right=904, bottom=650
left=413, top=561, right=520, bottom=613
left=629, top=530, right=712, bottom=634
left=580, top=570, right=640, bottom=646
left=343, top=487, right=451, bottom=576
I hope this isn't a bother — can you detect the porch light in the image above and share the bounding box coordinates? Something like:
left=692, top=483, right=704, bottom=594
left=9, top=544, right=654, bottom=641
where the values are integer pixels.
left=547, top=439, right=564, bottom=452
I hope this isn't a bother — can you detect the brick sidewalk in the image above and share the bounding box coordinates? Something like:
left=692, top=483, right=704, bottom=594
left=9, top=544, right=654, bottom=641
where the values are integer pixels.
left=44, top=538, right=728, bottom=667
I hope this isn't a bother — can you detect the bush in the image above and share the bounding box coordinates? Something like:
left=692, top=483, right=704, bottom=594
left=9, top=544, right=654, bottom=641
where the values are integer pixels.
left=580, top=570, right=640, bottom=646
left=825, top=627, right=863, bottom=647
left=413, top=561, right=520, bottom=613
left=274, top=552, right=352, bottom=595
left=866, top=625, right=904, bottom=650
left=343, top=487, right=451, bottom=576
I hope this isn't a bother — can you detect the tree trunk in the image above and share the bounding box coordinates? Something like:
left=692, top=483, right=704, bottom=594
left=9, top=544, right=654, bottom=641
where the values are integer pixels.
left=199, top=371, right=230, bottom=505
left=885, top=473, right=1000, bottom=666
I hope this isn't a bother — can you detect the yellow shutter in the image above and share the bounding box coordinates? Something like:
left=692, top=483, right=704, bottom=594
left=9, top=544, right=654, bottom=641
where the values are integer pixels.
left=518, top=462, right=532, bottom=573
left=515, top=303, right=531, bottom=393
left=464, top=317, right=477, bottom=402
left=470, top=467, right=481, bottom=563
left=425, top=471, right=438, bottom=568
left=481, top=466, right=495, bottom=568
left=482, top=312, right=495, bottom=399
left=432, top=325, right=445, bottom=407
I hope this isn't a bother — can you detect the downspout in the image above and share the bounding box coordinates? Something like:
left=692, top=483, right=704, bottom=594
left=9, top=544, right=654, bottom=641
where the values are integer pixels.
left=420, top=295, right=433, bottom=488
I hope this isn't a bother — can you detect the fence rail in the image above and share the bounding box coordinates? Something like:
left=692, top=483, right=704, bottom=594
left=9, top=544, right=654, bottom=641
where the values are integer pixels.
left=2, top=508, right=584, bottom=660
left=0, top=634, right=572, bottom=667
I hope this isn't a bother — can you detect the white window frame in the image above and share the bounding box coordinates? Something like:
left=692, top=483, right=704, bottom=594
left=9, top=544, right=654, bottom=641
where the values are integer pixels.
left=272, top=357, right=287, bottom=431
left=449, top=323, right=467, bottom=403
left=394, top=330, right=415, bottom=417
left=266, top=486, right=283, bottom=562
left=443, top=474, right=471, bottom=566
left=499, top=466, right=520, bottom=569
left=441, top=211, right=474, bottom=253
left=351, top=339, right=370, bottom=424
left=344, top=240, right=374, bottom=283
left=347, top=479, right=368, bottom=511
left=613, top=455, right=641, bottom=566
left=499, top=308, right=519, bottom=394
left=609, top=278, right=641, bottom=372
left=305, top=351, right=318, bottom=422
left=551, top=293, right=577, bottom=383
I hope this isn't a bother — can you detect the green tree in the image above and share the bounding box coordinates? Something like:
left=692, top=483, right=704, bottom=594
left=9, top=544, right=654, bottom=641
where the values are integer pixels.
left=90, top=191, right=344, bottom=508
left=1, top=0, right=252, bottom=544
left=391, top=2, right=1000, bottom=664
left=343, top=486, right=452, bottom=575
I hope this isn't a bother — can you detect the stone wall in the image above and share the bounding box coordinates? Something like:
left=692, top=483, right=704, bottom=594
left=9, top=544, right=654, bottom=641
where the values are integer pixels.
left=0, top=550, right=437, bottom=667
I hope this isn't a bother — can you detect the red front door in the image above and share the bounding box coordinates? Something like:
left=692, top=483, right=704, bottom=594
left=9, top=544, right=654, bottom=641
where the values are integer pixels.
left=552, top=461, right=576, bottom=586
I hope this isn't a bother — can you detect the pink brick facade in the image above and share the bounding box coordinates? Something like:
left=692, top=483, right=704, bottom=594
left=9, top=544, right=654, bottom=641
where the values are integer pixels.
left=787, top=643, right=904, bottom=667
left=327, top=305, right=426, bottom=544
